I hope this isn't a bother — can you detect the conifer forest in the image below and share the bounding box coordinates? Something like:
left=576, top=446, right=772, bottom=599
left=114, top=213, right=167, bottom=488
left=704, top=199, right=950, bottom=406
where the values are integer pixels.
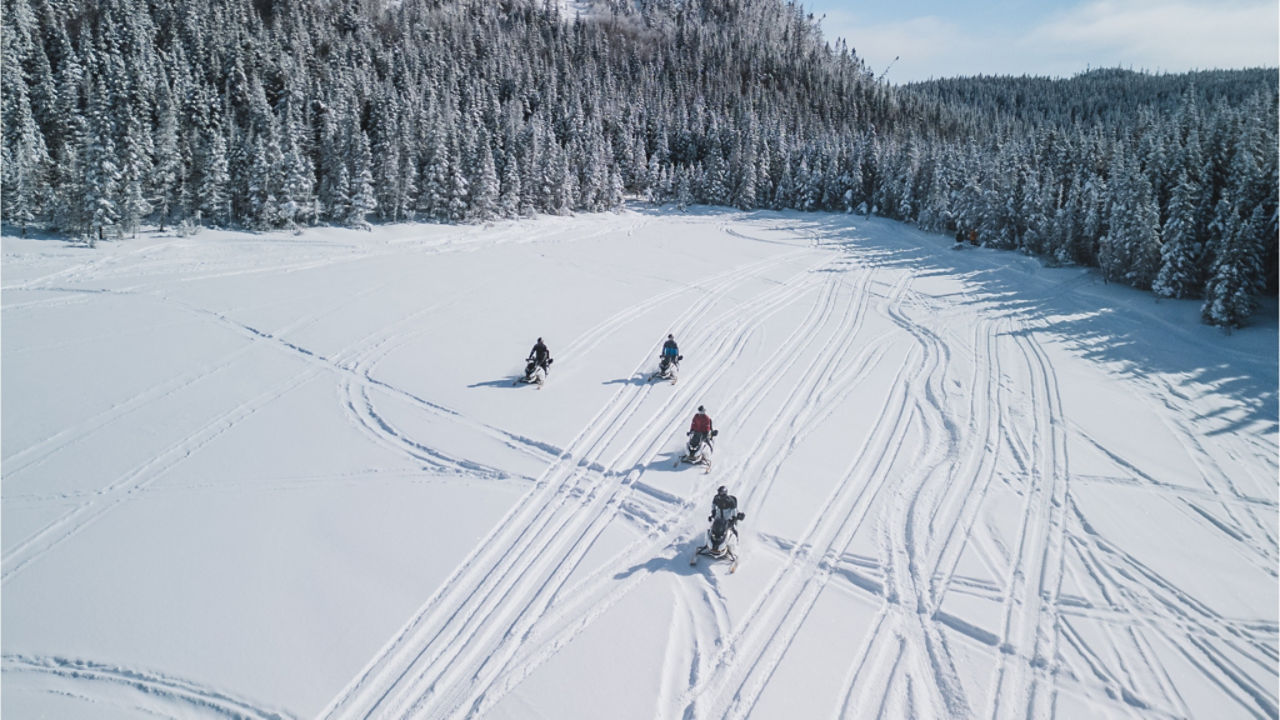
left=2, top=0, right=1277, bottom=326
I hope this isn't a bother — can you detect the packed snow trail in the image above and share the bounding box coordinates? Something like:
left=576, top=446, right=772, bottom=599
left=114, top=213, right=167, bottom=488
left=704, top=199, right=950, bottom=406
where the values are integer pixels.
left=3, top=210, right=1275, bottom=719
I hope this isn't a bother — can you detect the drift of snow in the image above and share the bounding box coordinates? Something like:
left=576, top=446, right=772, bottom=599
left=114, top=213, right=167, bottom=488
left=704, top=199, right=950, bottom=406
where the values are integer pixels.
left=3, top=208, right=1276, bottom=719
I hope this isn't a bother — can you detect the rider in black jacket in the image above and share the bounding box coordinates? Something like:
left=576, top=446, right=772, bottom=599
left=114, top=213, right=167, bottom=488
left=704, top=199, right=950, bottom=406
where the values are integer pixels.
left=528, top=337, right=551, bottom=372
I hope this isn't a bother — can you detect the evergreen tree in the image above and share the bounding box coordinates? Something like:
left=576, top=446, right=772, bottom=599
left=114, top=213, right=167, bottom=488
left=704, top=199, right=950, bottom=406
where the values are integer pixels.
left=151, top=87, right=182, bottom=231
left=446, top=134, right=470, bottom=222
left=348, top=130, right=378, bottom=228
left=1153, top=170, right=1204, bottom=298
left=499, top=146, right=522, bottom=218
left=280, top=117, right=318, bottom=227
left=470, top=130, right=500, bottom=220
left=199, top=128, right=231, bottom=226
left=1, top=70, right=50, bottom=235
left=1202, top=204, right=1265, bottom=328
left=79, top=83, right=121, bottom=243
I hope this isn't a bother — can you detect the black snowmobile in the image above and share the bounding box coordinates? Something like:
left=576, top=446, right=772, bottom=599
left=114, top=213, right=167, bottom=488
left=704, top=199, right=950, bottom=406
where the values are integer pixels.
left=649, top=354, right=682, bottom=384
left=674, top=429, right=717, bottom=471
left=692, top=511, right=746, bottom=570
left=514, top=357, right=552, bottom=387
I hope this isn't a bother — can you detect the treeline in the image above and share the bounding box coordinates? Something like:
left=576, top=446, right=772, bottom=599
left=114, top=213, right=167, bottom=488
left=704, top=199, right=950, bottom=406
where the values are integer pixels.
left=1, top=0, right=1276, bottom=326
left=900, top=69, right=1279, bottom=328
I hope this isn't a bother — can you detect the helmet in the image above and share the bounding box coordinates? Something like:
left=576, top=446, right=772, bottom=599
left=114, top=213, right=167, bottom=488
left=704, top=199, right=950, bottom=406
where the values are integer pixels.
left=537, top=337, right=542, bottom=343
left=697, top=405, right=705, bottom=413
left=717, top=485, right=727, bottom=495
left=668, top=334, right=674, bottom=339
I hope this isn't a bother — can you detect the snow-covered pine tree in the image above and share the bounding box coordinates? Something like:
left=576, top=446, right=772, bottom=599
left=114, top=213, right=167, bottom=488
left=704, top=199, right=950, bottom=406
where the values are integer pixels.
left=469, top=128, right=501, bottom=220
left=150, top=82, right=182, bottom=231
left=729, top=129, right=758, bottom=210
left=1153, top=170, right=1204, bottom=298
left=245, top=128, right=282, bottom=230
left=279, top=109, right=318, bottom=228
left=79, top=81, right=121, bottom=243
left=348, top=130, right=378, bottom=228
left=674, top=166, right=693, bottom=211
left=1202, top=204, right=1265, bottom=328
left=445, top=133, right=470, bottom=222
left=1127, top=176, right=1162, bottom=290
left=772, top=159, right=794, bottom=211
left=499, top=146, right=523, bottom=218
left=1, top=65, right=50, bottom=236
left=370, top=98, right=406, bottom=222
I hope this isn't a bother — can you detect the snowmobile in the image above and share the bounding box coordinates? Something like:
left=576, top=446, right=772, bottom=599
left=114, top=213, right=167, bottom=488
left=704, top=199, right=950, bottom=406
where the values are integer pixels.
left=674, top=429, right=717, bottom=472
left=514, top=357, right=552, bottom=388
left=649, top=354, right=681, bottom=384
left=691, top=511, right=746, bottom=570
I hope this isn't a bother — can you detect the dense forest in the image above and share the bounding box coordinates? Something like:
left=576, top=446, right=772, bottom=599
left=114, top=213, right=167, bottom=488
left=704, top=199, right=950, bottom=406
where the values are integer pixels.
left=2, top=0, right=1276, bottom=326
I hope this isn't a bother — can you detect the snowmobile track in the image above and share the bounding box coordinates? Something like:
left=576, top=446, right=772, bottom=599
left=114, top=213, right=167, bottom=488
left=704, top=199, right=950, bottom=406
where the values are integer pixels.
left=318, top=248, right=830, bottom=720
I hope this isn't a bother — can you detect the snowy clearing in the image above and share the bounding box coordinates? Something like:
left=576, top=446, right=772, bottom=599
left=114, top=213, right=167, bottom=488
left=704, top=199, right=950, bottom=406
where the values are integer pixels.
left=3, top=208, right=1276, bottom=719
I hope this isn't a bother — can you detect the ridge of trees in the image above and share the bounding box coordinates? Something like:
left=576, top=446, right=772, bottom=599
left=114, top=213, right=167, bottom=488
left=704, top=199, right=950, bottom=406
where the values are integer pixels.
left=2, top=0, right=1276, bottom=326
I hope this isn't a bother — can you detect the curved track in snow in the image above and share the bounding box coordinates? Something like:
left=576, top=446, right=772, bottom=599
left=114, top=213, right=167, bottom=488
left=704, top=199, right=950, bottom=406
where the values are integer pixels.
left=4, top=212, right=1274, bottom=719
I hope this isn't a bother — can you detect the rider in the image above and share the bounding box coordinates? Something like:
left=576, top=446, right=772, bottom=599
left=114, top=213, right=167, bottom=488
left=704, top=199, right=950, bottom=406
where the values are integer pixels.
left=661, top=334, right=680, bottom=367
left=689, top=405, right=713, bottom=450
left=528, top=337, right=551, bottom=374
left=708, top=485, right=740, bottom=534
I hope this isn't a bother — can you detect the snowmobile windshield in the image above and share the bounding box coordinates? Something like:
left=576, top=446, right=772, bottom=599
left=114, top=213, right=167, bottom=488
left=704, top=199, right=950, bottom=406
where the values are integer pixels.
left=710, top=516, right=731, bottom=542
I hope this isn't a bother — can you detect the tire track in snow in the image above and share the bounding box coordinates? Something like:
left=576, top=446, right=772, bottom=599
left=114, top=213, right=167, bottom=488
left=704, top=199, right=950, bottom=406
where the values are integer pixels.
left=458, top=264, right=852, bottom=718
left=873, top=278, right=974, bottom=719
left=407, top=256, right=837, bottom=719
left=685, top=263, right=960, bottom=719
left=1064, top=499, right=1279, bottom=718
left=180, top=287, right=558, bottom=478
left=834, top=611, right=896, bottom=717
left=1066, top=380, right=1279, bottom=577
left=165, top=290, right=542, bottom=479
left=926, top=316, right=1008, bottom=619
left=697, top=279, right=893, bottom=718
left=985, top=324, right=1071, bottom=720
left=671, top=271, right=919, bottom=719
left=1015, top=325, right=1072, bottom=719
left=1, top=284, right=512, bottom=583
left=3, top=654, right=293, bottom=720
left=2, top=237, right=188, bottom=294
left=478, top=266, right=862, bottom=718
left=0, top=357, right=333, bottom=585
left=2, top=276, right=405, bottom=485
left=316, top=247, right=829, bottom=720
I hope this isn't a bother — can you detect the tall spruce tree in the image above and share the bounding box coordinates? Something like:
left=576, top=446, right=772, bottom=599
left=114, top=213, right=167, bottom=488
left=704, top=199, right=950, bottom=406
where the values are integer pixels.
left=1153, top=170, right=1204, bottom=298
left=1202, top=204, right=1265, bottom=328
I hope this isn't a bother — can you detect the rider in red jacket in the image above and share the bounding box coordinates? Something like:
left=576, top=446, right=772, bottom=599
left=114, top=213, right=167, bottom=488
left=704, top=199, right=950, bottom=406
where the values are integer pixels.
left=689, top=405, right=714, bottom=448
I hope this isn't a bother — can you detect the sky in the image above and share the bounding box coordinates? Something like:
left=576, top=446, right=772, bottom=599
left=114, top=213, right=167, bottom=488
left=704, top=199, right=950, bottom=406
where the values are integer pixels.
left=801, top=0, right=1279, bottom=84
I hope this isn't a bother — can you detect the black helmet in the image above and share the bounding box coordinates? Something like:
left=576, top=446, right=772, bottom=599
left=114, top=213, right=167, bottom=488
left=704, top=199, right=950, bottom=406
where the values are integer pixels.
left=717, top=485, right=727, bottom=495
left=668, top=334, right=674, bottom=339
left=537, top=337, right=542, bottom=343
left=697, top=405, right=705, bottom=413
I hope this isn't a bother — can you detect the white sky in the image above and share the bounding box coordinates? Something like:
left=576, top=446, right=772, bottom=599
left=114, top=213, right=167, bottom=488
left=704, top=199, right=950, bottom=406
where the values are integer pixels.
left=802, top=0, right=1280, bottom=83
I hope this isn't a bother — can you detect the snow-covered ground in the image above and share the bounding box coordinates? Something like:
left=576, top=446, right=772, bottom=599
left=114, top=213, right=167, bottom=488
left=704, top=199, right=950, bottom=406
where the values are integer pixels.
left=3, top=208, right=1276, bottom=719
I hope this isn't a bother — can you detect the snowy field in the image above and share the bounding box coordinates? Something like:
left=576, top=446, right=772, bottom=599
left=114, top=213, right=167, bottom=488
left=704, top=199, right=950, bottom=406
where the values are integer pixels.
left=2, top=208, right=1276, bottom=719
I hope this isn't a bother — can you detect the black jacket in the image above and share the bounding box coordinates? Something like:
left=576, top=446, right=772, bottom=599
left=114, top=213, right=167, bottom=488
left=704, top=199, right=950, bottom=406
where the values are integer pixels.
left=530, top=340, right=549, bottom=362
left=710, top=493, right=738, bottom=521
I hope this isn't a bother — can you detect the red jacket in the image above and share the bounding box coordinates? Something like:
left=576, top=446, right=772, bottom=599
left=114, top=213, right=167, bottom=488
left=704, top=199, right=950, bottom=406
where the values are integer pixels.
left=690, top=413, right=712, bottom=434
